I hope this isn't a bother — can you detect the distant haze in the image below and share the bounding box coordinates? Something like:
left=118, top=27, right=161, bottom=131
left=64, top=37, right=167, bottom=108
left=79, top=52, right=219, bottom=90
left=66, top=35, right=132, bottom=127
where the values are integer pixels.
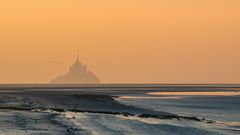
left=0, top=0, right=240, bottom=83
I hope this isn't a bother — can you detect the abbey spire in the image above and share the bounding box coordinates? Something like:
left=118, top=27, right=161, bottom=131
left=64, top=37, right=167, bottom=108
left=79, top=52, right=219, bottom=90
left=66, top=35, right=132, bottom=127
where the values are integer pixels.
left=76, top=53, right=80, bottom=63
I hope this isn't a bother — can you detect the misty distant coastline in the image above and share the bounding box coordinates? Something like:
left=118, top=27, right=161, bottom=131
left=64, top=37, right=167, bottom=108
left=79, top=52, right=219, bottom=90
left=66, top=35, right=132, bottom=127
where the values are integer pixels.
left=49, top=56, right=100, bottom=84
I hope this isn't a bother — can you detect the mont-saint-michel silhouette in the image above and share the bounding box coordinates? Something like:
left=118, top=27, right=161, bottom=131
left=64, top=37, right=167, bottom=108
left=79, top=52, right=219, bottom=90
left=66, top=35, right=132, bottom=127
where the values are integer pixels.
left=49, top=56, right=100, bottom=84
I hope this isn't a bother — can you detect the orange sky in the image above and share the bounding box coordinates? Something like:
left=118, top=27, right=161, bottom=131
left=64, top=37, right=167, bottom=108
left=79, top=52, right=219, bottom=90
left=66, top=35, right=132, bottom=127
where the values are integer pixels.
left=0, top=0, right=240, bottom=83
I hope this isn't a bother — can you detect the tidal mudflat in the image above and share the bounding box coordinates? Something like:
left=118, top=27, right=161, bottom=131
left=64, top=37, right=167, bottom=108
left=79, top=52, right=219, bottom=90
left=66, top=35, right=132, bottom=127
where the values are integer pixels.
left=0, top=84, right=239, bottom=135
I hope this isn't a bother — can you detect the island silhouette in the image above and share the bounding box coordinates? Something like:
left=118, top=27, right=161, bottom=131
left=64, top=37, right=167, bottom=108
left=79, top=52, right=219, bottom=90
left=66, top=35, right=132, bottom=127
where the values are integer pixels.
left=49, top=56, right=100, bottom=84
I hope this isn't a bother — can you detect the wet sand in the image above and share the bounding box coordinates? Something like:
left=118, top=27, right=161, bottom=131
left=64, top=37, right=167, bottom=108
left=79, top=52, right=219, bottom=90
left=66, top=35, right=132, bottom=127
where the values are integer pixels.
left=0, top=84, right=239, bottom=135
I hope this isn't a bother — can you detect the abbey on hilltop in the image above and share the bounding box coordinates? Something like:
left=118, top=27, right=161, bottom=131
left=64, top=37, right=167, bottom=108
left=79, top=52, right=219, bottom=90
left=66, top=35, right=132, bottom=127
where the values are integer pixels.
left=49, top=56, right=100, bottom=84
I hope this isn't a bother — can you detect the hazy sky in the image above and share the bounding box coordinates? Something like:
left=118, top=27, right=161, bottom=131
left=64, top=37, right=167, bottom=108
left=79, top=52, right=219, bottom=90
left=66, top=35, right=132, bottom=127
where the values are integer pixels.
left=0, top=0, right=240, bottom=83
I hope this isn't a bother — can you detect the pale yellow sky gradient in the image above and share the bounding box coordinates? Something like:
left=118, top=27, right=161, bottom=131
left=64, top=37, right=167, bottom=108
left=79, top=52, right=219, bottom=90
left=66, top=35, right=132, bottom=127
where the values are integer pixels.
left=0, top=0, right=240, bottom=83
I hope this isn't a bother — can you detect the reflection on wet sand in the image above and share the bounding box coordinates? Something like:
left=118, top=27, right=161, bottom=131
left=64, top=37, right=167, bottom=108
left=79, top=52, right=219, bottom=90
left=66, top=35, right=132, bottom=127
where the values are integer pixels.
left=118, top=96, right=182, bottom=99
left=0, top=91, right=22, bottom=93
left=148, top=91, right=240, bottom=96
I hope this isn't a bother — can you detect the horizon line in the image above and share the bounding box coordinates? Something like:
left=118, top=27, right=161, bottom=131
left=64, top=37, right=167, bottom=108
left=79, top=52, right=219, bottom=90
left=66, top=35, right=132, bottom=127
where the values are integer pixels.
left=0, top=83, right=240, bottom=87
